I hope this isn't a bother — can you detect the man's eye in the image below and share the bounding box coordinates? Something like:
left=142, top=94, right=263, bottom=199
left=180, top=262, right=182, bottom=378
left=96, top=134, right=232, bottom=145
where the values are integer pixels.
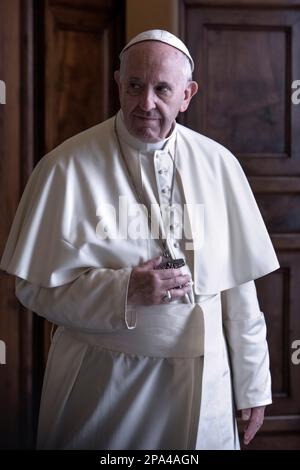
left=156, top=86, right=169, bottom=94
left=127, top=83, right=142, bottom=95
left=129, top=83, right=141, bottom=90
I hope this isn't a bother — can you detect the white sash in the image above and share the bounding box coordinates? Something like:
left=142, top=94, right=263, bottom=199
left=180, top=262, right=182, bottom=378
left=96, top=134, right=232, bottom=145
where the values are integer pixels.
left=62, top=302, right=205, bottom=358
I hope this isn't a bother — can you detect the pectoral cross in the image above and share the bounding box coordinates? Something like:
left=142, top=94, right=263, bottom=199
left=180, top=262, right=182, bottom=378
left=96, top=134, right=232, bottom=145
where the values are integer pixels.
left=159, top=241, right=185, bottom=270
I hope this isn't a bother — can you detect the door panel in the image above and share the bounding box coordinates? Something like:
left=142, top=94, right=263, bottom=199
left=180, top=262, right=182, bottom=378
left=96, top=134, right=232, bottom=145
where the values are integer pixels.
left=45, top=0, right=124, bottom=151
left=181, top=0, right=300, bottom=449
left=42, top=0, right=124, bottom=361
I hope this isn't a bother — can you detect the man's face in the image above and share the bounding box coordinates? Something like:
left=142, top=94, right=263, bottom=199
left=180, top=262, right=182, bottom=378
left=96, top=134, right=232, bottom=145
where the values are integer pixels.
left=114, top=42, right=198, bottom=143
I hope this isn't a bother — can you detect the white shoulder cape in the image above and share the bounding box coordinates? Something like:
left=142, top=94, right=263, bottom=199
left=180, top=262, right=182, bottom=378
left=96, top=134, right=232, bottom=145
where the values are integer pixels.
left=0, top=115, right=279, bottom=292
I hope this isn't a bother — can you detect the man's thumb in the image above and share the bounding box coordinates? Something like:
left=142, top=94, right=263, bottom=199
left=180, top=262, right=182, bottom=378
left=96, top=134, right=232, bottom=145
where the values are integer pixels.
left=242, top=409, right=251, bottom=421
left=139, top=256, right=162, bottom=270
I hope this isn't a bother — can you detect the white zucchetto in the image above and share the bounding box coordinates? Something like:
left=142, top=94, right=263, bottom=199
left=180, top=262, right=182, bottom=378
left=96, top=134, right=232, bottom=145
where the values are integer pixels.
left=119, top=29, right=194, bottom=72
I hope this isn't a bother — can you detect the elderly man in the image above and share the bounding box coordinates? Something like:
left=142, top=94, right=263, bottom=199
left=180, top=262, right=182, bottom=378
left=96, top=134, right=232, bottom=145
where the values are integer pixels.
left=1, top=30, right=279, bottom=450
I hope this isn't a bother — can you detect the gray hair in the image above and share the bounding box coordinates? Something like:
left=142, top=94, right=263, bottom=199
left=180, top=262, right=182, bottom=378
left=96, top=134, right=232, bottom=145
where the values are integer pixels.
left=181, top=54, right=193, bottom=82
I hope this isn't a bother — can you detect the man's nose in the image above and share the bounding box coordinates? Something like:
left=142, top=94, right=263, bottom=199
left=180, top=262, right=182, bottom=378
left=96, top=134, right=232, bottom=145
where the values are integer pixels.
left=139, top=87, right=156, bottom=111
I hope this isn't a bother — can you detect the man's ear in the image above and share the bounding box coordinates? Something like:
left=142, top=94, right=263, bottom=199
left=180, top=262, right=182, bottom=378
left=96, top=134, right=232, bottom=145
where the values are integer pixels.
left=180, top=81, right=198, bottom=113
left=114, top=70, right=120, bottom=86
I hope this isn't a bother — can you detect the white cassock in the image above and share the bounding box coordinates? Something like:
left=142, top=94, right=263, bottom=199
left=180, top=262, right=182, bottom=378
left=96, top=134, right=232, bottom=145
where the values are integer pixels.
left=0, top=111, right=279, bottom=450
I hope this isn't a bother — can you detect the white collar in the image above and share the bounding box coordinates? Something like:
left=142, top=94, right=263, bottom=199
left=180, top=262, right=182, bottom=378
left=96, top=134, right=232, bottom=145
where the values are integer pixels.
left=116, top=110, right=177, bottom=153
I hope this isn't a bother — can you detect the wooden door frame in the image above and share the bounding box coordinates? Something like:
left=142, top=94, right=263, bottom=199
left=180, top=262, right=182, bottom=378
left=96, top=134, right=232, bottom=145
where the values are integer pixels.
left=19, top=0, right=45, bottom=448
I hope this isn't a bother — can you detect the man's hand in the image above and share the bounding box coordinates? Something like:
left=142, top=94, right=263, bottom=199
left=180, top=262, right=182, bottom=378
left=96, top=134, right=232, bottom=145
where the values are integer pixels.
left=242, top=406, right=266, bottom=445
left=127, top=256, right=192, bottom=306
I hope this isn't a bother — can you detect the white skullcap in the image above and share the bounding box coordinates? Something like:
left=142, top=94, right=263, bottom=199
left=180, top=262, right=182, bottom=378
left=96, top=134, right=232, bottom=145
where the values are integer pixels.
left=119, top=29, right=194, bottom=72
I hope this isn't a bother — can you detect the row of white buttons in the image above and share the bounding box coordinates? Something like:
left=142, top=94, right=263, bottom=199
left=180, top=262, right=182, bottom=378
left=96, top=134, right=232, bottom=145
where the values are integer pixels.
left=155, top=151, right=181, bottom=250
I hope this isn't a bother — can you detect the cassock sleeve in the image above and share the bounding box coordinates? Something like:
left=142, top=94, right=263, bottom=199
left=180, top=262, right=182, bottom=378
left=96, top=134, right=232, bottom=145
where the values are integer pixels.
left=15, top=267, right=138, bottom=332
left=221, top=280, right=272, bottom=410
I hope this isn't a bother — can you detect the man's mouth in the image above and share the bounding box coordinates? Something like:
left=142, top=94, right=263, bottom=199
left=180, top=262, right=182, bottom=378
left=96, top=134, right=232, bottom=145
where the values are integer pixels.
left=134, top=115, right=160, bottom=121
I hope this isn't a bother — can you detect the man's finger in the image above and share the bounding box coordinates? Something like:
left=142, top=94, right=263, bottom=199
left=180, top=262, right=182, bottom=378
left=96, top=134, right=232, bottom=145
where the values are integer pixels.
left=242, top=408, right=251, bottom=421
left=138, top=256, right=162, bottom=270
left=244, top=418, right=262, bottom=445
left=156, top=267, right=184, bottom=280
left=243, top=407, right=265, bottom=445
left=162, top=275, right=191, bottom=289
left=161, top=284, right=191, bottom=302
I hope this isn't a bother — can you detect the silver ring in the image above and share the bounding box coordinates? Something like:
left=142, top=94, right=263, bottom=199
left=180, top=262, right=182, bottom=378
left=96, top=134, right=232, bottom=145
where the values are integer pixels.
left=162, top=289, right=172, bottom=303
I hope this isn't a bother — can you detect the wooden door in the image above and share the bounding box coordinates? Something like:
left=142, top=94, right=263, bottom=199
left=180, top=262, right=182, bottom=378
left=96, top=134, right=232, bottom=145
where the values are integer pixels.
left=42, top=0, right=125, bottom=364
left=181, top=0, right=300, bottom=450
left=0, top=0, right=24, bottom=450
left=0, top=0, right=124, bottom=449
